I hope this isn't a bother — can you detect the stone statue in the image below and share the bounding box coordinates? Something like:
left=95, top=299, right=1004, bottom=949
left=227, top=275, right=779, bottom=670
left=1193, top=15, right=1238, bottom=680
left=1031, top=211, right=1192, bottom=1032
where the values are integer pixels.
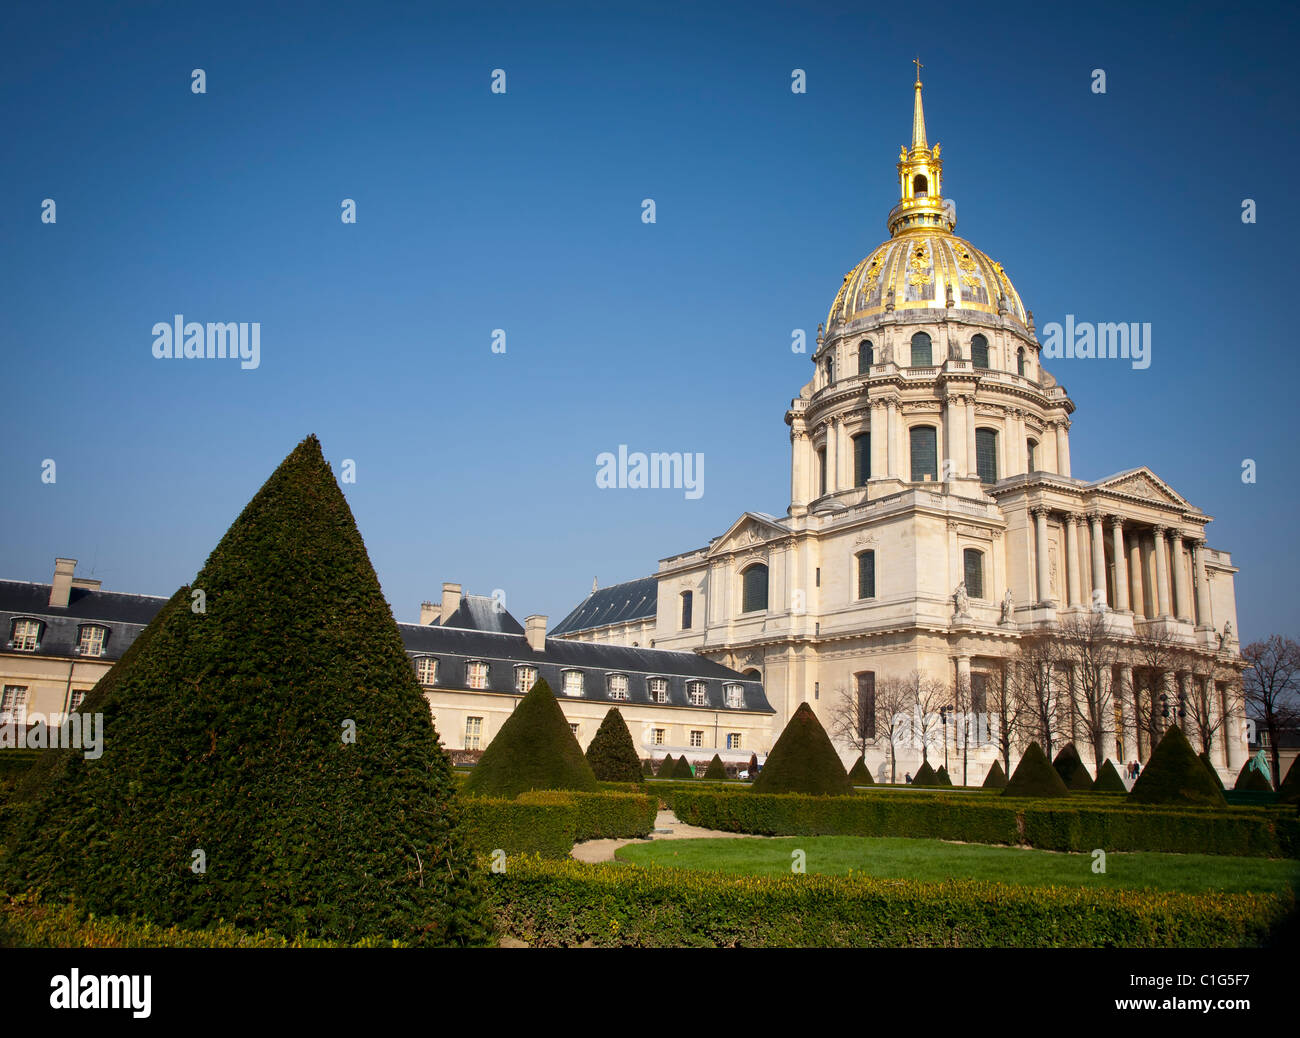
left=1001, top=589, right=1014, bottom=624
left=1219, top=620, right=1234, bottom=648
left=953, top=582, right=969, bottom=617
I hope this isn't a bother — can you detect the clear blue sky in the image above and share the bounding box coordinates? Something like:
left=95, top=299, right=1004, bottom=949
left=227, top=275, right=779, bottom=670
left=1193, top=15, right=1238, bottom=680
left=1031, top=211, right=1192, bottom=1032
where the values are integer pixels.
left=2, top=0, right=1296, bottom=640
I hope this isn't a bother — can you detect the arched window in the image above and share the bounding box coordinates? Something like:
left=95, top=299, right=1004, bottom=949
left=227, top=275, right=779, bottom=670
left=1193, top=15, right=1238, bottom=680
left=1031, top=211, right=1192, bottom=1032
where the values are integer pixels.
left=1026, top=438, right=1038, bottom=471
left=963, top=549, right=985, bottom=599
left=8, top=618, right=42, bottom=652
left=910, top=332, right=932, bottom=367
left=855, top=672, right=877, bottom=740
left=1016, top=347, right=1026, bottom=376
left=852, top=433, right=870, bottom=486
left=76, top=624, right=109, bottom=657
left=858, top=340, right=873, bottom=374
left=910, top=425, right=937, bottom=482
left=857, top=550, right=876, bottom=599
left=414, top=656, right=438, bottom=686
left=913, top=174, right=928, bottom=197
left=680, top=590, right=693, bottom=630
left=741, top=564, right=769, bottom=614
left=817, top=448, right=827, bottom=496
left=975, top=428, right=998, bottom=484
left=741, top=668, right=761, bottom=681
left=970, top=334, right=989, bottom=369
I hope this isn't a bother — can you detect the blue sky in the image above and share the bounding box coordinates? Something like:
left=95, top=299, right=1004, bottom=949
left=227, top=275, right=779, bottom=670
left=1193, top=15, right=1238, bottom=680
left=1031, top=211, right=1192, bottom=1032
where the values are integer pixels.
left=2, top=0, right=1297, bottom=640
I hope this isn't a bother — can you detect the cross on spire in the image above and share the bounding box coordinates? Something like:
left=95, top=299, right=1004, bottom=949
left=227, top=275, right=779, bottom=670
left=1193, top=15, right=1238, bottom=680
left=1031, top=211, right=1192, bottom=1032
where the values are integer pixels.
left=913, top=56, right=923, bottom=84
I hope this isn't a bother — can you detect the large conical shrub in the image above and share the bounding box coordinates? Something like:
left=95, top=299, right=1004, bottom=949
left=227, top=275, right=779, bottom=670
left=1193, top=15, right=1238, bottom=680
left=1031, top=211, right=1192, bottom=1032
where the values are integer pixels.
left=463, top=678, right=598, bottom=798
left=1199, top=753, right=1225, bottom=793
left=1002, top=742, right=1071, bottom=798
left=642, top=758, right=654, bottom=776
left=702, top=754, right=727, bottom=781
left=935, top=765, right=954, bottom=787
left=1052, top=743, right=1095, bottom=791
left=982, top=760, right=1007, bottom=789
left=584, top=708, right=643, bottom=783
left=672, top=755, right=694, bottom=779
left=1233, top=760, right=1273, bottom=793
left=1094, top=759, right=1128, bottom=792
left=2, top=435, right=489, bottom=945
left=751, top=704, right=852, bottom=795
left=657, top=754, right=675, bottom=777
left=912, top=761, right=938, bottom=786
left=1128, top=726, right=1227, bottom=807
left=848, top=756, right=874, bottom=785
left=1279, top=757, right=1300, bottom=805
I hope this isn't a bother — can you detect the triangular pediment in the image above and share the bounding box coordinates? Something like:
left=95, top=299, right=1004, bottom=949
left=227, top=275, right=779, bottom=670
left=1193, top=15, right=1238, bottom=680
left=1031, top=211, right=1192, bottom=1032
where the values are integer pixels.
left=1091, top=468, right=1194, bottom=510
left=707, top=512, right=789, bottom=556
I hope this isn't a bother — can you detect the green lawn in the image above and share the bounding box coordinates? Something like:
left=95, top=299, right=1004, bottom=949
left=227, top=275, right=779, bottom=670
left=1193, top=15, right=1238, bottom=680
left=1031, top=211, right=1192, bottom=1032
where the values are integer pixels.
left=614, top=835, right=1300, bottom=896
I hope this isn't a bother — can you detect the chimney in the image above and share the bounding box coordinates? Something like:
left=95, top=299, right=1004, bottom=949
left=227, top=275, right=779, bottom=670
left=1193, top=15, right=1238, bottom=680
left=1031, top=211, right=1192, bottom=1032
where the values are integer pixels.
left=49, top=557, right=77, bottom=609
left=440, top=582, right=462, bottom=624
left=419, top=600, right=438, bottom=625
left=525, top=615, right=547, bottom=653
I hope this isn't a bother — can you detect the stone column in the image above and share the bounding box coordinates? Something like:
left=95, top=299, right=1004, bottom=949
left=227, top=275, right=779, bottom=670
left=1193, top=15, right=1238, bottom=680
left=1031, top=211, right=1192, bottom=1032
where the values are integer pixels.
left=870, top=401, right=887, bottom=481
left=1055, top=420, right=1071, bottom=477
left=965, top=397, right=977, bottom=478
left=1099, top=666, right=1117, bottom=766
left=1177, top=671, right=1194, bottom=746
left=790, top=431, right=809, bottom=510
left=1191, top=539, right=1214, bottom=630
left=1171, top=534, right=1192, bottom=621
left=837, top=418, right=851, bottom=490
left=886, top=399, right=899, bottom=478
left=1153, top=526, right=1172, bottom=619
left=1117, top=664, right=1137, bottom=768
left=1088, top=512, right=1107, bottom=609
left=1208, top=680, right=1227, bottom=769
left=944, top=395, right=962, bottom=481
left=1032, top=507, right=1052, bottom=605
left=1064, top=513, right=1082, bottom=608
left=825, top=419, right=838, bottom=495
left=1128, top=534, right=1145, bottom=618
left=1224, top=686, right=1247, bottom=772
left=1108, top=517, right=1129, bottom=611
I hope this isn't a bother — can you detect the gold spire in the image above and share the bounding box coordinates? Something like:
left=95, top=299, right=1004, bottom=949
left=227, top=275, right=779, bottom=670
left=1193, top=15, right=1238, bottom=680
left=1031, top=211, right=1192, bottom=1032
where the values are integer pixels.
left=911, top=57, right=927, bottom=151
left=887, top=60, right=953, bottom=237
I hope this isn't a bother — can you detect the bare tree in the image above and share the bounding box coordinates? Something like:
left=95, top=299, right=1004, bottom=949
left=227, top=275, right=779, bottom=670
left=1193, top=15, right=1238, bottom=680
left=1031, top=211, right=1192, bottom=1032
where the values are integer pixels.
left=829, top=680, right=873, bottom=762
left=1176, top=648, right=1233, bottom=758
left=1057, top=610, right=1121, bottom=766
left=1010, top=632, right=1067, bottom=760
left=871, top=676, right=917, bottom=784
left=1242, top=636, right=1300, bottom=786
left=987, top=660, right=1027, bottom=778
left=950, top=672, right=973, bottom=786
left=1129, top=622, right=1184, bottom=755
left=898, top=670, right=949, bottom=767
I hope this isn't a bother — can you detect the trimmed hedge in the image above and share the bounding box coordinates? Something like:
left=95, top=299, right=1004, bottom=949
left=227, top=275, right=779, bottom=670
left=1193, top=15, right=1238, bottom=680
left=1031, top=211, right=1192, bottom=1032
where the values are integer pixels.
left=935, top=765, right=954, bottom=787
left=751, top=703, right=851, bottom=796
left=848, top=757, right=874, bottom=785
left=487, top=856, right=1290, bottom=948
left=1004, top=742, right=1070, bottom=798
left=1094, top=759, right=1128, bottom=793
left=669, top=790, right=1300, bottom=858
left=1235, top=761, right=1274, bottom=794
left=585, top=709, right=644, bottom=783
left=672, top=756, right=695, bottom=779
left=458, top=791, right=657, bottom=858
left=657, top=754, right=676, bottom=778
left=702, top=755, right=727, bottom=781
left=982, top=760, right=1007, bottom=789
left=1053, top=744, right=1094, bottom=791
left=1280, top=757, right=1300, bottom=805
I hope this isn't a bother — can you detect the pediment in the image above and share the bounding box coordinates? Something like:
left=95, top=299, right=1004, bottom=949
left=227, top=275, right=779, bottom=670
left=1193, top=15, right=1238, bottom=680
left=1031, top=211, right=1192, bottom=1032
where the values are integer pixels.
left=1092, top=468, right=1192, bottom=509
left=707, top=512, right=788, bottom=557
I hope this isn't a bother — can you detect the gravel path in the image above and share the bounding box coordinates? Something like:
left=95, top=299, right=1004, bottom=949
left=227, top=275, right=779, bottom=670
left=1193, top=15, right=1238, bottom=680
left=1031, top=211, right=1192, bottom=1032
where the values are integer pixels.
left=569, top=809, right=760, bottom=863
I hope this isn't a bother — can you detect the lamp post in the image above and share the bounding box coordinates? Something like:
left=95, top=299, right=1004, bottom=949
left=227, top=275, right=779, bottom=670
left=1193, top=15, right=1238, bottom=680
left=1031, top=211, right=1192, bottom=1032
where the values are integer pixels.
left=940, top=705, right=952, bottom=772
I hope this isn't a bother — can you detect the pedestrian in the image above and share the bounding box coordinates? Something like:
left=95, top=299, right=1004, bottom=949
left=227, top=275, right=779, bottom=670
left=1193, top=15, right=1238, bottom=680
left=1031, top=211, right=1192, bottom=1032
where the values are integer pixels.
left=905, top=772, right=912, bottom=784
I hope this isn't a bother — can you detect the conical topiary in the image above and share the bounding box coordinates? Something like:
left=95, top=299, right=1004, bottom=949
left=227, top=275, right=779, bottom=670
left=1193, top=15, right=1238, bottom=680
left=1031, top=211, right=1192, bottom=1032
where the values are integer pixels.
left=1094, top=759, right=1128, bottom=792
left=751, top=703, right=852, bottom=795
left=1052, top=743, right=1095, bottom=790
left=1128, top=726, right=1227, bottom=807
left=584, top=708, right=643, bottom=783
left=1199, top=753, right=1225, bottom=793
left=2, top=435, right=489, bottom=945
left=1233, top=760, right=1273, bottom=793
left=1002, top=742, right=1071, bottom=798
left=642, top=758, right=654, bottom=776
left=935, top=765, right=954, bottom=787
left=912, top=760, right=938, bottom=786
left=463, top=677, right=598, bottom=798
left=702, top=754, right=727, bottom=781
left=848, top=756, right=874, bottom=785
left=657, top=754, right=676, bottom=777
left=1279, top=756, right=1300, bottom=804
left=982, top=759, right=1008, bottom=789
left=672, top=755, right=695, bottom=779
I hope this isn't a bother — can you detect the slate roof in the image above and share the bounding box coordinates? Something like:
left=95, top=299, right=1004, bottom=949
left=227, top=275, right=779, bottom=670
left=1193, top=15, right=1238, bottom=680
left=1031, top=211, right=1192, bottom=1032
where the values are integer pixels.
left=398, top=623, right=773, bottom=714
left=550, top=576, right=658, bottom=636
left=0, top=580, right=168, bottom=662
left=438, top=594, right=525, bottom=635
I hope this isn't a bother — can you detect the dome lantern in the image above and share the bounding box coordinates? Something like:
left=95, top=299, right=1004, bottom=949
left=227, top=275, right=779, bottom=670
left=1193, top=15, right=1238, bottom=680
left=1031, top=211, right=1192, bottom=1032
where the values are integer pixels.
left=887, top=59, right=954, bottom=237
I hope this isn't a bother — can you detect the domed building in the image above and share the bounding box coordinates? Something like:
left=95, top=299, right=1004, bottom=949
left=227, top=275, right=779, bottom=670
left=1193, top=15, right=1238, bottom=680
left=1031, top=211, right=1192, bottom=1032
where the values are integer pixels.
left=554, top=68, right=1249, bottom=784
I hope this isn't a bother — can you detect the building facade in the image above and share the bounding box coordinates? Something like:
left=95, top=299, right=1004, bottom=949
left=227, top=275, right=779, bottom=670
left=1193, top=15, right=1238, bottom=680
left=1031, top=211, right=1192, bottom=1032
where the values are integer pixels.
left=553, top=71, right=1249, bottom=784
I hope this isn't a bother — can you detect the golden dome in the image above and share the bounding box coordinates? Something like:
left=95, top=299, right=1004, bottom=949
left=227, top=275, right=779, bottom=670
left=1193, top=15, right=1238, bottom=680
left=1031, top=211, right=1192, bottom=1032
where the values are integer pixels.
left=827, top=230, right=1029, bottom=328
left=827, top=62, right=1029, bottom=331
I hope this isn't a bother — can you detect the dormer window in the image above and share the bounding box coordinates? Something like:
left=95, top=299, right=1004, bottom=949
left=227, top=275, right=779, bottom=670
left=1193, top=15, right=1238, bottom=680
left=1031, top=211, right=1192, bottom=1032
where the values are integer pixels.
left=608, top=674, right=629, bottom=701
left=77, top=625, right=108, bottom=658
left=414, top=656, right=438, bottom=686
left=515, top=664, right=537, bottom=694
left=649, top=677, right=668, bottom=704
left=687, top=681, right=707, bottom=707
left=9, top=619, right=41, bottom=652
left=466, top=660, right=489, bottom=690
left=563, top=670, right=584, bottom=697
left=724, top=683, right=744, bottom=709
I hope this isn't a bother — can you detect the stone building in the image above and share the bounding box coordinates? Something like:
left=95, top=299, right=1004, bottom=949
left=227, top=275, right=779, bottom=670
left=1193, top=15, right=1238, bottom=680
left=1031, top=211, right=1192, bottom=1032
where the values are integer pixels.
left=553, top=69, right=1249, bottom=783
